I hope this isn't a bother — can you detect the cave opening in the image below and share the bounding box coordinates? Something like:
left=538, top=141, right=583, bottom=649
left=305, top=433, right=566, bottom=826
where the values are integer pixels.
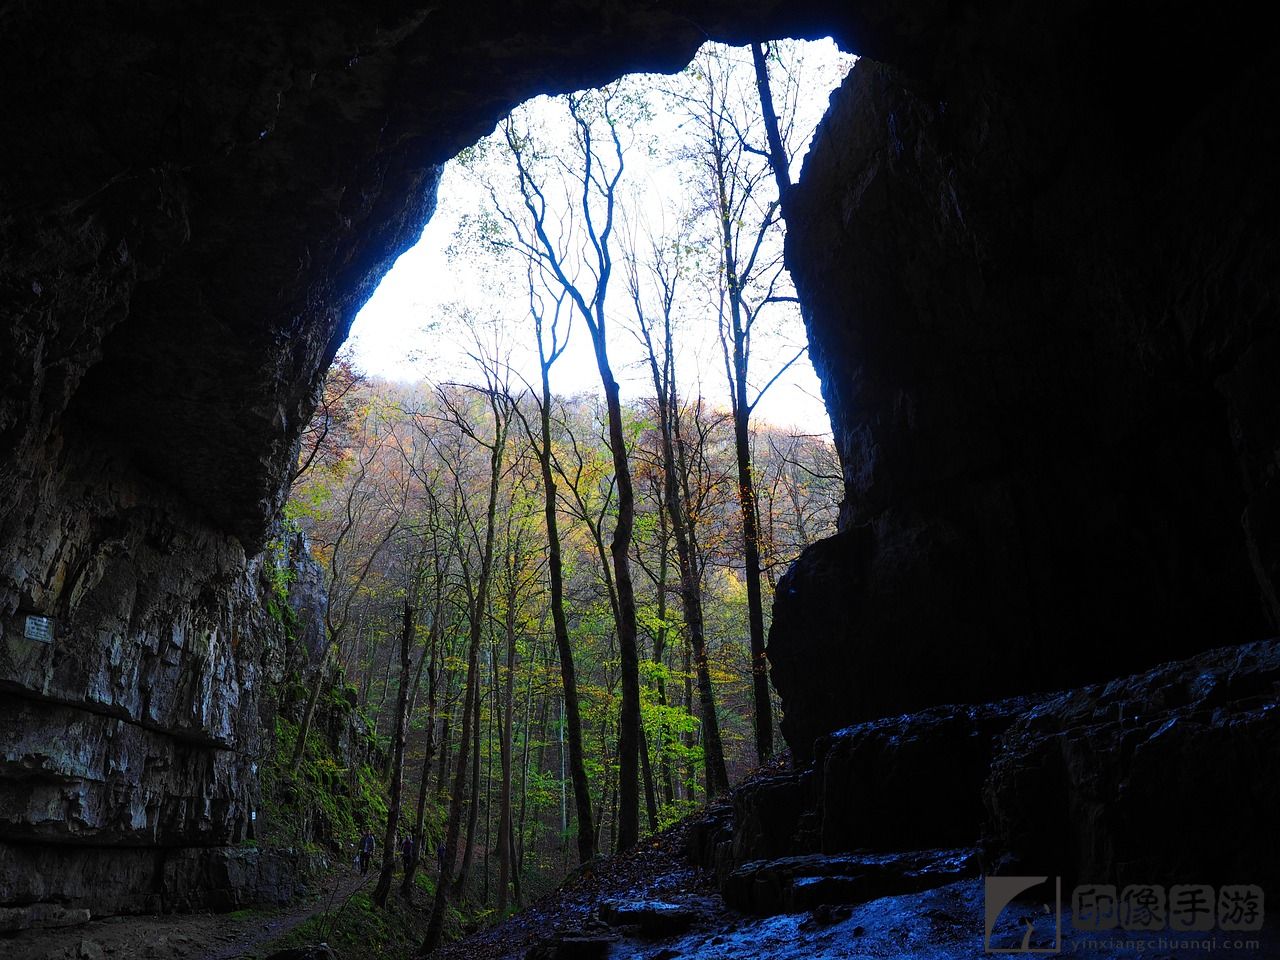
left=275, top=37, right=856, bottom=929
left=344, top=38, right=851, bottom=431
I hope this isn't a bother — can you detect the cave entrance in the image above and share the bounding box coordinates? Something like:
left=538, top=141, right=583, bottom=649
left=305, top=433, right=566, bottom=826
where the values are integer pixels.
left=342, top=38, right=853, bottom=435
left=281, top=38, right=855, bottom=880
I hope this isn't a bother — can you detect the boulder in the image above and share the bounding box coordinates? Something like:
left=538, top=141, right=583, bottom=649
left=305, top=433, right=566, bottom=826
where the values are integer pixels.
left=723, top=848, right=977, bottom=916
left=814, top=696, right=1042, bottom=855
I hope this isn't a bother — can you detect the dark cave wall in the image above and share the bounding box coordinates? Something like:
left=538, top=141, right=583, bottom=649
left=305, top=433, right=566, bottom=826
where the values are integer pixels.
left=771, top=4, right=1280, bottom=759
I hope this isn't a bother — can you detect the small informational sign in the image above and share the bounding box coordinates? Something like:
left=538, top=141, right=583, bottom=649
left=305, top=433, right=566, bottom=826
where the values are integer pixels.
left=24, top=615, right=54, bottom=644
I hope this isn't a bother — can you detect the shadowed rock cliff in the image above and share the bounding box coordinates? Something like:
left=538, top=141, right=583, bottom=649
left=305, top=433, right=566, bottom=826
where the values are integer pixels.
left=772, top=4, right=1280, bottom=759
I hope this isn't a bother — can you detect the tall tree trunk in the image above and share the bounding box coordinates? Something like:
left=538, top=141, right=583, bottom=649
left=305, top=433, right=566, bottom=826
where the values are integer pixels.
left=423, top=401, right=508, bottom=950
left=290, top=649, right=330, bottom=772
left=640, top=733, right=658, bottom=832
left=455, top=671, right=483, bottom=897
left=403, top=601, right=443, bottom=899
left=402, top=700, right=436, bottom=898
left=483, top=658, right=495, bottom=906
left=731, top=389, right=773, bottom=763
left=373, top=603, right=414, bottom=906
left=600, top=371, right=643, bottom=851
left=682, top=637, right=693, bottom=801
left=423, top=637, right=478, bottom=950
left=496, top=596, right=517, bottom=914
left=652, top=508, right=676, bottom=806
left=713, top=134, right=774, bottom=763
left=637, top=291, right=731, bottom=797
left=534, top=361, right=596, bottom=863
left=435, top=713, right=451, bottom=801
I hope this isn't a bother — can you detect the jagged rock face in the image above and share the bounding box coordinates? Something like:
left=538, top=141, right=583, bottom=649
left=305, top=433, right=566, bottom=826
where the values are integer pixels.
left=983, top=639, right=1280, bottom=888
left=772, top=3, right=1280, bottom=757
left=718, top=640, right=1279, bottom=922
left=0, top=441, right=291, bottom=919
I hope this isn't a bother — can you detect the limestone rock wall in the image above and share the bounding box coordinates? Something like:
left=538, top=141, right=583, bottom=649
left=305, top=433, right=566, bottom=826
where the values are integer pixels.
left=0, top=435, right=290, bottom=921
left=771, top=3, right=1280, bottom=758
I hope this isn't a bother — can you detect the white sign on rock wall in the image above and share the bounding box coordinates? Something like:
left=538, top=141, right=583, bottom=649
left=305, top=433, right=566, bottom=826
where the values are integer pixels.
left=23, top=615, right=54, bottom=644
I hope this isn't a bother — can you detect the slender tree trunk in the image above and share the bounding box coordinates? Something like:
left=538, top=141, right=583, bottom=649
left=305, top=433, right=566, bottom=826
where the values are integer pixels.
left=424, top=637, right=477, bottom=950
left=373, top=603, right=414, bottom=906
left=496, top=601, right=516, bottom=914
left=638, top=297, right=731, bottom=796
left=455, top=671, right=483, bottom=897
left=535, top=366, right=596, bottom=863
left=483, top=657, right=494, bottom=906
left=424, top=404, right=508, bottom=949
left=373, top=637, right=395, bottom=740
left=682, top=638, right=693, bottom=801
left=435, top=713, right=451, bottom=801
left=714, top=137, right=774, bottom=763
left=653, top=510, right=676, bottom=806
left=515, top=643, right=539, bottom=885
left=640, top=733, right=658, bottom=832
left=732, top=396, right=773, bottom=763
left=402, top=701, right=436, bottom=898
left=291, top=649, right=330, bottom=772
left=403, top=608, right=442, bottom=899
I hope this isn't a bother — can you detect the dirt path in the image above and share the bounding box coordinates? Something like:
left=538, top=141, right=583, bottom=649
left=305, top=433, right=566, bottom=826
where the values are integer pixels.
left=2, top=869, right=368, bottom=960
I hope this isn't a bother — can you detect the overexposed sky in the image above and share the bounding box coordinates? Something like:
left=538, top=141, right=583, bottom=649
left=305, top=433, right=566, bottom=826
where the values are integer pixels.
left=347, top=40, right=852, bottom=433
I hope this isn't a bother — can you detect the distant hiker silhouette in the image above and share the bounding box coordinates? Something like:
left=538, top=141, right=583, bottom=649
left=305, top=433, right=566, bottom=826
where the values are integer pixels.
left=359, top=830, right=375, bottom=875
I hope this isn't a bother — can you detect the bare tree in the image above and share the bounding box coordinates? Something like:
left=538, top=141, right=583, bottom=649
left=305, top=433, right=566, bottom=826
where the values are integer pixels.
left=423, top=335, right=516, bottom=950
left=624, top=228, right=731, bottom=797
left=497, top=89, right=643, bottom=851
left=510, top=275, right=597, bottom=864
left=292, top=432, right=404, bottom=772
left=681, top=45, right=810, bottom=763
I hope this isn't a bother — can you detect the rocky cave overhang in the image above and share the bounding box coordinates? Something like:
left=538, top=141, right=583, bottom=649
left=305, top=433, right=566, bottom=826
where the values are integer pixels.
left=1, top=0, right=916, bottom=553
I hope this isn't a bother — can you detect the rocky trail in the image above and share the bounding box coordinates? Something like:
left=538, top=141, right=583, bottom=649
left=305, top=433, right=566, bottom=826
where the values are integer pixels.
left=2, top=869, right=368, bottom=960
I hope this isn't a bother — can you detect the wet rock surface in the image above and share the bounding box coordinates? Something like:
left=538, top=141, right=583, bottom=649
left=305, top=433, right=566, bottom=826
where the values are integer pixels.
left=723, top=847, right=977, bottom=916
left=984, top=638, right=1280, bottom=888
left=599, top=900, right=701, bottom=937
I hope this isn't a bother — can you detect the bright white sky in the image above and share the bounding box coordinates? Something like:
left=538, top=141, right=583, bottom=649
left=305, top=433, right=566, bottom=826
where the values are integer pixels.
left=347, top=40, right=852, bottom=433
